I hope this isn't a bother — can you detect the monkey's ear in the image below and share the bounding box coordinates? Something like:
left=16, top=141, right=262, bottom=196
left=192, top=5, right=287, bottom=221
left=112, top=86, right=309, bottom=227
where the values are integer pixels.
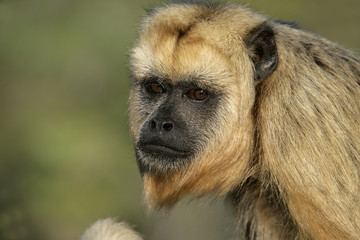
left=244, top=22, right=278, bottom=82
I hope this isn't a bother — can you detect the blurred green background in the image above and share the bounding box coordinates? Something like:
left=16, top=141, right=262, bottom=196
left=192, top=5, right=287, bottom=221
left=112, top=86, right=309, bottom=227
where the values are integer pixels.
left=0, top=0, right=359, bottom=239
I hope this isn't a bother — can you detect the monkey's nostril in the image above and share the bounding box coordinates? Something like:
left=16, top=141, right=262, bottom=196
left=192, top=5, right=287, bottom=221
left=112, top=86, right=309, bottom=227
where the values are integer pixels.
left=162, top=122, right=173, bottom=131
left=150, top=120, right=156, bottom=129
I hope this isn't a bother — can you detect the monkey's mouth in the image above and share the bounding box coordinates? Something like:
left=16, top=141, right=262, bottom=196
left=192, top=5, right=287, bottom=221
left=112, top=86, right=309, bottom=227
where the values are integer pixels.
left=138, top=143, right=191, bottom=159
left=136, top=137, right=196, bottom=172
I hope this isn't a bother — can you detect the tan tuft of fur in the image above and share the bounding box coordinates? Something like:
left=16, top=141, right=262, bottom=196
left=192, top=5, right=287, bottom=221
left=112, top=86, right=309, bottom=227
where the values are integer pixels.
left=80, top=218, right=143, bottom=240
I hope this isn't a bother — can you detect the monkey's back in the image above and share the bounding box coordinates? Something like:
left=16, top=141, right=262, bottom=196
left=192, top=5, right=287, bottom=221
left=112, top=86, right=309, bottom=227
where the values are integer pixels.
left=256, top=22, right=360, bottom=239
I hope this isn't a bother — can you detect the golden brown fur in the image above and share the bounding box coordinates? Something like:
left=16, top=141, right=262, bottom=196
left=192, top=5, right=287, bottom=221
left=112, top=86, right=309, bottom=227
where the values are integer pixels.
left=83, top=2, right=360, bottom=240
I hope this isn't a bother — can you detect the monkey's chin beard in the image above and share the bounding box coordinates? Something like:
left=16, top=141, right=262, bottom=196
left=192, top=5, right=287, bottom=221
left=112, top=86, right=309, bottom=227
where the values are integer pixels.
left=135, top=144, right=194, bottom=174
left=134, top=125, right=254, bottom=209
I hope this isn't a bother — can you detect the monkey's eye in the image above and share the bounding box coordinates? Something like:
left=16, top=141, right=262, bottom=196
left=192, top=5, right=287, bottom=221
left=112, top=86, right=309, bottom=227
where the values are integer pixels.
left=145, top=82, right=164, bottom=94
left=186, top=89, right=209, bottom=101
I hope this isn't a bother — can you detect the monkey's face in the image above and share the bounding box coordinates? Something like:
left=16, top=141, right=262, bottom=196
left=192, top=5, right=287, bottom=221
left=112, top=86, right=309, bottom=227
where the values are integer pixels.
left=129, top=41, right=255, bottom=206
left=129, top=42, right=252, bottom=206
left=129, top=39, right=238, bottom=174
left=128, top=4, right=277, bottom=207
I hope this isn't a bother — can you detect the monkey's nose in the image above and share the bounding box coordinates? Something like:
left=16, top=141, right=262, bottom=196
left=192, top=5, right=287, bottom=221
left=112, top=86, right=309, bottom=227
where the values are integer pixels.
left=149, top=119, right=174, bottom=132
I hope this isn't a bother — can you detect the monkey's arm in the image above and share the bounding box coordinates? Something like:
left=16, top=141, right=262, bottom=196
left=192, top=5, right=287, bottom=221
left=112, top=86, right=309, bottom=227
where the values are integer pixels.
left=80, top=218, right=143, bottom=240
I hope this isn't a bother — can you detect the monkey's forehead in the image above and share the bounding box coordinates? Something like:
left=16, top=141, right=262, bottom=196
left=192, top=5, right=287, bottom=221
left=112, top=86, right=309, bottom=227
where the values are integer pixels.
left=130, top=38, right=234, bottom=84
left=129, top=3, right=265, bottom=84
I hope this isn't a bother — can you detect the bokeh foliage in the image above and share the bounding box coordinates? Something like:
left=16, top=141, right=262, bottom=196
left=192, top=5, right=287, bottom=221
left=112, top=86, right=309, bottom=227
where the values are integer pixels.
left=0, top=0, right=359, bottom=239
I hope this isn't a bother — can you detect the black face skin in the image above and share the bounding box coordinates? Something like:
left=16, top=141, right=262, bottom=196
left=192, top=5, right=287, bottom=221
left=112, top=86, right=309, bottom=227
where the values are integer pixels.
left=134, top=77, right=220, bottom=174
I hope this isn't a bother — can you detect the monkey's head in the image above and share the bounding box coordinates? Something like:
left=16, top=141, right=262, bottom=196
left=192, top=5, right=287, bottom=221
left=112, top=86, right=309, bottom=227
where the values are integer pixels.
left=128, top=3, right=278, bottom=208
